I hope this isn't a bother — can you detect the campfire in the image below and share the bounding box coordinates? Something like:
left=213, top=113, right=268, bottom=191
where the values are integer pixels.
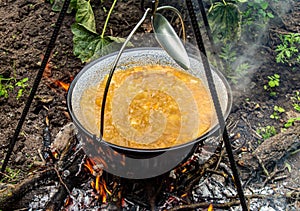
left=1, top=121, right=297, bottom=210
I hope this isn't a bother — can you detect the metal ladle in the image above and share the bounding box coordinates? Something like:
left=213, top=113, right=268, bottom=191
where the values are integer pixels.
left=100, top=4, right=190, bottom=138
left=152, top=6, right=190, bottom=70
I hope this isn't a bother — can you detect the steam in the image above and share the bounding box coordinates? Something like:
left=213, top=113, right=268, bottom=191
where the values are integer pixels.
left=205, top=0, right=295, bottom=93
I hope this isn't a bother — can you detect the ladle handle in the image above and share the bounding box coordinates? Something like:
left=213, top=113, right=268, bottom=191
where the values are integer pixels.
left=156, top=6, right=187, bottom=43
left=99, top=8, right=151, bottom=140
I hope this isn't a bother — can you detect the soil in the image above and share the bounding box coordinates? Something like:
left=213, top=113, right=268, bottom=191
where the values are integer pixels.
left=0, top=0, right=299, bottom=209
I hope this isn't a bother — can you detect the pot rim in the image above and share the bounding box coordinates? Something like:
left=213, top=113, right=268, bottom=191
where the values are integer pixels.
left=67, top=47, right=232, bottom=153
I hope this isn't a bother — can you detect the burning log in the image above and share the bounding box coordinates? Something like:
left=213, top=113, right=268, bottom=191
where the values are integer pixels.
left=0, top=168, right=57, bottom=210
left=0, top=123, right=88, bottom=211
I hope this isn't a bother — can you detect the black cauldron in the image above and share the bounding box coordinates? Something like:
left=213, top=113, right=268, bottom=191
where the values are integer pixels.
left=67, top=47, right=232, bottom=179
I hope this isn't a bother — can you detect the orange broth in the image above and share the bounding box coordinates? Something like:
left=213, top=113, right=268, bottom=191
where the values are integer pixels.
left=80, top=65, right=214, bottom=149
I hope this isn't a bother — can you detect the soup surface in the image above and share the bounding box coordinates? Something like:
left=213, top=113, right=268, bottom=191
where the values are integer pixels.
left=80, top=65, right=214, bottom=149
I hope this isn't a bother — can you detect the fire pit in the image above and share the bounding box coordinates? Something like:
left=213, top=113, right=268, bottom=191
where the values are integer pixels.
left=67, top=47, right=232, bottom=179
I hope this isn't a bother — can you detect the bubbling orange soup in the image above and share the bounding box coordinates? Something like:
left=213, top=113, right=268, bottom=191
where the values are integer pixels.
left=80, top=65, right=214, bottom=149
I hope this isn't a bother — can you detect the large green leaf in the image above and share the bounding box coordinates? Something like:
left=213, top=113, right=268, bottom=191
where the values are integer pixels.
left=71, top=24, right=131, bottom=63
left=51, top=0, right=77, bottom=13
left=75, top=0, right=97, bottom=34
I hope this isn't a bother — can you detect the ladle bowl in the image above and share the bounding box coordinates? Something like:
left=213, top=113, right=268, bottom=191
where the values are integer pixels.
left=67, top=47, right=232, bottom=179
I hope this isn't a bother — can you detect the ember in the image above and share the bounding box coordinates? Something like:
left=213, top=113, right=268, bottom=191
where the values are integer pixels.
left=53, top=79, right=70, bottom=91
left=40, top=54, right=71, bottom=92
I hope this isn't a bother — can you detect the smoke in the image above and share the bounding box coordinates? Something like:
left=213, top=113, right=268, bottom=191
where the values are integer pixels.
left=233, top=0, right=294, bottom=91
left=188, top=0, right=296, bottom=93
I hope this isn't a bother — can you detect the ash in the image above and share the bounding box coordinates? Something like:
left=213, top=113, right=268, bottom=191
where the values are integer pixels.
left=192, top=173, right=293, bottom=211
left=65, top=187, right=118, bottom=210
left=29, top=185, right=59, bottom=210
left=25, top=124, right=298, bottom=211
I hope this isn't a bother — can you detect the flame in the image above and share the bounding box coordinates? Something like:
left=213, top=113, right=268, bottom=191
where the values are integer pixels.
left=170, top=185, right=174, bottom=192
left=208, top=204, right=213, bottom=211
left=40, top=54, right=72, bottom=91
left=52, top=151, right=59, bottom=160
left=95, top=175, right=112, bottom=203
left=84, top=157, right=111, bottom=203
left=181, top=193, right=187, bottom=198
left=53, top=80, right=70, bottom=91
left=64, top=196, right=72, bottom=207
left=84, top=157, right=97, bottom=174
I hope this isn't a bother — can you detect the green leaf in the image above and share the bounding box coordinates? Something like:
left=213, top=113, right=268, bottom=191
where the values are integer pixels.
left=284, top=117, right=300, bottom=128
left=277, top=106, right=285, bottom=113
left=72, top=24, right=101, bottom=62
left=75, top=0, right=97, bottom=34
left=71, top=24, right=131, bottom=63
left=285, top=50, right=291, bottom=58
left=15, top=77, right=28, bottom=87
left=208, top=1, right=241, bottom=41
left=268, top=80, right=276, bottom=88
left=267, top=12, right=274, bottom=18
left=17, top=89, right=23, bottom=99
left=261, top=2, right=268, bottom=10
left=90, top=36, right=134, bottom=61
left=51, top=0, right=77, bottom=13
left=107, top=36, right=132, bottom=45
left=293, top=104, right=300, bottom=112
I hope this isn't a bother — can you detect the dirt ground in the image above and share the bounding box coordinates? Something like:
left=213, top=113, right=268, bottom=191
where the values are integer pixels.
left=0, top=0, right=299, bottom=209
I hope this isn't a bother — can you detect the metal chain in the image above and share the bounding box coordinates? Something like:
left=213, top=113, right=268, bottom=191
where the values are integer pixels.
left=0, top=0, right=71, bottom=176
left=185, top=0, right=248, bottom=210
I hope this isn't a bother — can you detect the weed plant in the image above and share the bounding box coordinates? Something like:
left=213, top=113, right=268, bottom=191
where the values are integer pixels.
left=270, top=105, right=285, bottom=120
left=291, top=91, right=300, bottom=112
left=264, top=73, right=280, bottom=96
left=275, top=33, right=300, bottom=66
left=256, top=125, right=277, bottom=140
left=0, top=75, right=28, bottom=99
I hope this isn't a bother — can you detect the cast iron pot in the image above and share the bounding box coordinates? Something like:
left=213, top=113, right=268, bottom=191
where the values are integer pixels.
left=67, top=47, right=232, bottom=179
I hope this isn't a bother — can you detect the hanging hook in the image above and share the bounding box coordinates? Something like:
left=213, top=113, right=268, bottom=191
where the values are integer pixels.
left=152, top=0, right=159, bottom=14
left=140, top=0, right=159, bottom=14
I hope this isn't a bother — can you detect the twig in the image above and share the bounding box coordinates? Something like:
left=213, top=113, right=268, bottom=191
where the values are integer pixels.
left=168, top=187, right=300, bottom=211
left=166, top=200, right=241, bottom=211
left=254, top=154, right=270, bottom=178
left=262, top=167, right=286, bottom=186
left=185, top=150, right=221, bottom=202
left=214, top=147, right=226, bottom=170
left=53, top=167, right=71, bottom=194
left=241, top=116, right=262, bottom=140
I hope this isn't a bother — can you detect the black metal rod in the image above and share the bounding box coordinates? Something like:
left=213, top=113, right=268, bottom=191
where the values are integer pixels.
left=197, top=0, right=223, bottom=71
left=0, top=0, right=71, bottom=175
left=185, top=0, right=248, bottom=210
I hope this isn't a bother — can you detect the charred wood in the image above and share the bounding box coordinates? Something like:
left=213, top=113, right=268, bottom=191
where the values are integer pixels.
left=239, top=126, right=300, bottom=173
left=0, top=168, right=57, bottom=211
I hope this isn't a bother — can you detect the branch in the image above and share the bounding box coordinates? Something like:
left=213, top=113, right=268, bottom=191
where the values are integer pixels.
left=0, top=168, right=57, bottom=210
